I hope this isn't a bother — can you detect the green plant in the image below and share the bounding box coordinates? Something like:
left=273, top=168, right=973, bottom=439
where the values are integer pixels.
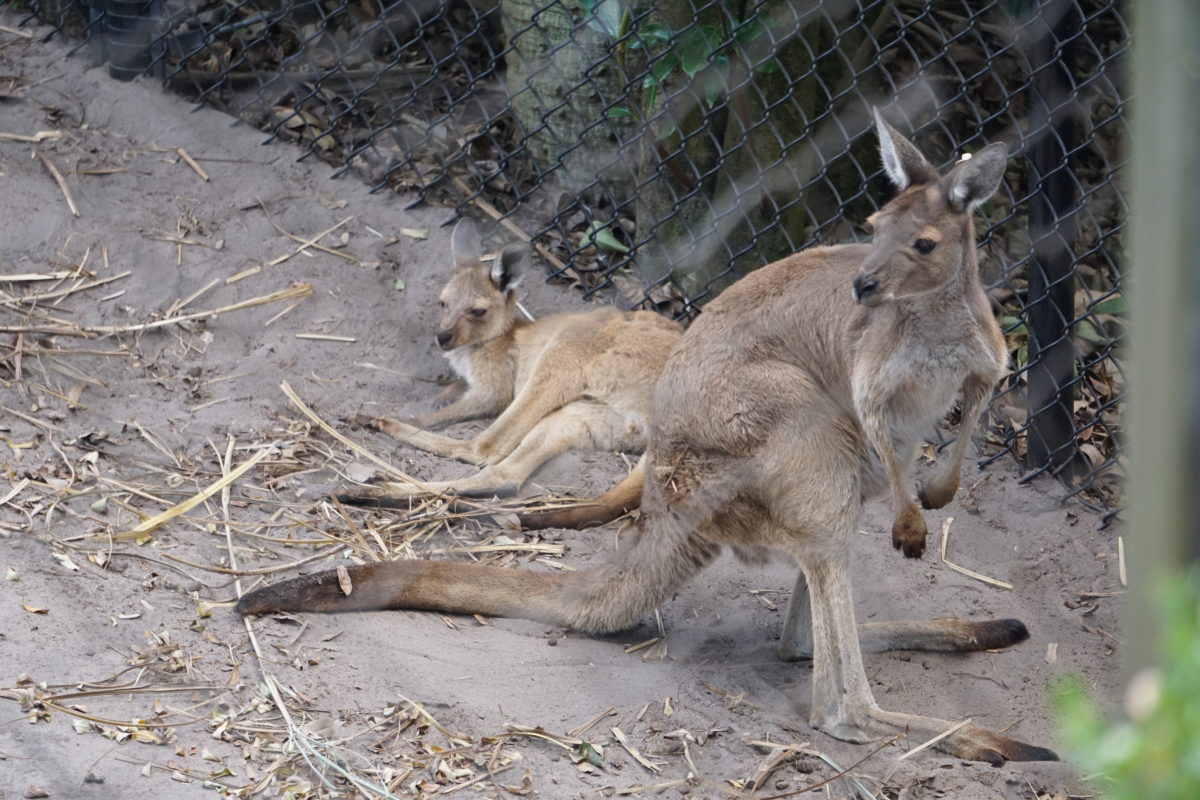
left=580, top=0, right=778, bottom=137
left=1053, top=569, right=1200, bottom=799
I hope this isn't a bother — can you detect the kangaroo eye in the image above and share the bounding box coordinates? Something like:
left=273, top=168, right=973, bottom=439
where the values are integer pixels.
left=469, top=308, right=487, bottom=318
left=914, top=238, right=937, bottom=254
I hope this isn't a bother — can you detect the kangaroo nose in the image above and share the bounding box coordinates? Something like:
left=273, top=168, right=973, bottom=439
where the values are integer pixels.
left=852, top=274, right=878, bottom=302
left=436, top=330, right=453, bottom=350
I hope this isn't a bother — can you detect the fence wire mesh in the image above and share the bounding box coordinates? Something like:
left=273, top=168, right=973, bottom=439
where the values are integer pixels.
left=29, top=0, right=1127, bottom=512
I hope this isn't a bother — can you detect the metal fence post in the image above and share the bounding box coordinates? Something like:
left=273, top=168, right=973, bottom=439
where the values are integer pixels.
left=1024, top=0, right=1084, bottom=480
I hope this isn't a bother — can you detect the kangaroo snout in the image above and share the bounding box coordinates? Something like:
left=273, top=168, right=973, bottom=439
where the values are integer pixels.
left=852, top=273, right=880, bottom=304
left=436, top=330, right=454, bottom=350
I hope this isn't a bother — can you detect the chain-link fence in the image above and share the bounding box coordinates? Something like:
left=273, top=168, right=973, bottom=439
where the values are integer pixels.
left=28, top=0, right=1127, bottom=513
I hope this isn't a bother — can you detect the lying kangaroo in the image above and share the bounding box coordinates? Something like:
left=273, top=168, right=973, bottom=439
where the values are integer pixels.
left=242, top=113, right=1054, bottom=764
left=340, top=218, right=681, bottom=509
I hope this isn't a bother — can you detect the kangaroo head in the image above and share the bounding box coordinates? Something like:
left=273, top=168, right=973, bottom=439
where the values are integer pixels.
left=852, top=109, right=1008, bottom=307
left=435, top=218, right=529, bottom=351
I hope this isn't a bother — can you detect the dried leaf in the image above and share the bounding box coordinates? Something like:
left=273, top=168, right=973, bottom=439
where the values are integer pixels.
left=501, top=771, right=535, bottom=795
left=336, top=565, right=353, bottom=597
left=21, top=599, right=49, bottom=614
left=51, top=552, right=79, bottom=572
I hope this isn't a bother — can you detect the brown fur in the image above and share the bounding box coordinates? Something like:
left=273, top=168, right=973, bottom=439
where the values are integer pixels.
left=338, top=218, right=681, bottom=508
left=242, top=114, right=1054, bottom=765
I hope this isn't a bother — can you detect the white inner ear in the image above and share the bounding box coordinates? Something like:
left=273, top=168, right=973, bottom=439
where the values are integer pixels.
left=877, top=124, right=910, bottom=190
left=949, top=166, right=981, bottom=209
left=490, top=259, right=521, bottom=289
left=949, top=179, right=971, bottom=207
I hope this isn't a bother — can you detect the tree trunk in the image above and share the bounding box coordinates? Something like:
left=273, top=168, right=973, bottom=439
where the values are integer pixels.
left=500, top=0, right=637, bottom=195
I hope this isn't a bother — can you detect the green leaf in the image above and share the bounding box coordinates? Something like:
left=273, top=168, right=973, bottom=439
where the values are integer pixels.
left=1000, top=315, right=1027, bottom=334
left=605, top=106, right=633, bottom=119
left=576, top=741, right=605, bottom=768
left=1075, top=318, right=1110, bottom=346
left=584, top=221, right=630, bottom=254
left=733, top=17, right=765, bottom=43
left=678, top=28, right=711, bottom=78
left=702, top=69, right=725, bottom=107
left=648, top=51, right=677, bottom=84
left=1092, top=294, right=1128, bottom=316
left=633, top=22, right=670, bottom=48
left=641, top=81, right=658, bottom=115
left=655, top=121, right=679, bottom=141
left=394, top=278, right=406, bottom=291
left=582, top=0, right=623, bottom=38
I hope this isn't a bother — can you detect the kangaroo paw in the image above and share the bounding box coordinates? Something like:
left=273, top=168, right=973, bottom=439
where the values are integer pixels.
left=891, top=506, right=927, bottom=558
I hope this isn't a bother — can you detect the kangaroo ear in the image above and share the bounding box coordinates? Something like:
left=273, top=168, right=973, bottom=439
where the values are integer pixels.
left=942, top=142, right=1009, bottom=212
left=491, top=243, right=529, bottom=292
left=873, top=108, right=937, bottom=190
left=450, top=217, right=481, bottom=269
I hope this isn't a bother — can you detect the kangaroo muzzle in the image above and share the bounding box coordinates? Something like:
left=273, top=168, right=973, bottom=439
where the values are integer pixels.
left=852, top=273, right=880, bottom=304
left=436, top=330, right=454, bottom=350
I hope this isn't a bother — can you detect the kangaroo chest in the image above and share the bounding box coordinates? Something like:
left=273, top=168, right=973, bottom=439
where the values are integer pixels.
left=854, top=325, right=995, bottom=454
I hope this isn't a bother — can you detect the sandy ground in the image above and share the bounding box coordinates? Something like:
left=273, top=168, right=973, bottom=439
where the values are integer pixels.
left=0, top=17, right=1122, bottom=800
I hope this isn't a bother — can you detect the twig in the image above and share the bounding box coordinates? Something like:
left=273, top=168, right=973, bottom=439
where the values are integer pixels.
left=939, top=517, right=1013, bottom=590
left=754, top=735, right=900, bottom=800
left=34, top=151, right=79, bottom=217
left=176, top=148, right=209, bottom=181
left=433, top=763, right=516, bottom=796
left=0, top=24, right=36, bottom=38
left=7, top=270, right=130, bottom=305
left=161, top=546, right=347, bottom=577
left=0, top=130, right=61, bottom=142
left=452, top=176, right=566, bottom=272
left=0, top=404, right=62, bottom=430
left=0, top=478, right=30, bottom=508
left=108, top=446, right=271, bottom=541
left=280, top=381, right=418, bottom=486
left=295, top=333, right=356, bottom=343
left=257, top=200, right=358, bottom=263
left=86, top=283, right=312, bottom=335
left=611, top=726, right=661, bottom=773
left=876, top=718, right=972, bottom=788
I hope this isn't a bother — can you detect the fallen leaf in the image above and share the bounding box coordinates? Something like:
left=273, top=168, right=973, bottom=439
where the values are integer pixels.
left=336, top=565, right=353, bottom=597
left=21, top=599, right=49, bottom=614
left=52, top=552, right=79, bottom=572
left=502, top=771, right=535, bottom=795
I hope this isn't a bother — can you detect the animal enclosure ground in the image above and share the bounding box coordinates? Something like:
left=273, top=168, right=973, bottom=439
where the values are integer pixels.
left=0, top=19, right=1121, bottom=800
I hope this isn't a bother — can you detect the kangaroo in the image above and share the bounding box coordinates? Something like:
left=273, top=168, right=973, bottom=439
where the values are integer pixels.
left=241, top=113, right=1054, bottom=764
left=339, top=218, right=682, bottom=508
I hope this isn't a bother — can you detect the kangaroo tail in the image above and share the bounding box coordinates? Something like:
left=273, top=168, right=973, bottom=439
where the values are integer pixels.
left=518, top=457, right=645, bottom=530
left=236, top=510, right=719, bottom=634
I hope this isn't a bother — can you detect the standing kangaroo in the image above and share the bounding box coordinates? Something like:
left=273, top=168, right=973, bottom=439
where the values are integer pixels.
left=340, top=218, right=681, bottom=508
left=243, top=113, right=1054, bottom=764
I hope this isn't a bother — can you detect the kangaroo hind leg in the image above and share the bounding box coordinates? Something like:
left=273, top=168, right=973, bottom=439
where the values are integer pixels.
left=796, top=542, right=1056, bottom=763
